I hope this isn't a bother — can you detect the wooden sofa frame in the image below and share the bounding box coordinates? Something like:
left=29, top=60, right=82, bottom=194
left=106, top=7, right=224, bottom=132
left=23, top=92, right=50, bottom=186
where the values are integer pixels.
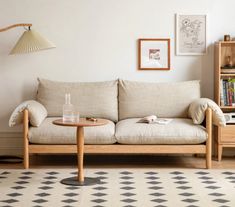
left=23, top=108, right=212, bottom=169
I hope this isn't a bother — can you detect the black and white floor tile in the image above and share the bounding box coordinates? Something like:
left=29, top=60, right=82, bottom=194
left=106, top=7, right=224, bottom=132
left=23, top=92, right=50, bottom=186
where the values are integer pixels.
left=0, top=169, right=235, bottom=207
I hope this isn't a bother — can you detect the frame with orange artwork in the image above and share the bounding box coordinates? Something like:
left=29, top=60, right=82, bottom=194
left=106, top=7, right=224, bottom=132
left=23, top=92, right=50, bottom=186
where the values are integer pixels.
left=138, top=38, right=170, bottom=70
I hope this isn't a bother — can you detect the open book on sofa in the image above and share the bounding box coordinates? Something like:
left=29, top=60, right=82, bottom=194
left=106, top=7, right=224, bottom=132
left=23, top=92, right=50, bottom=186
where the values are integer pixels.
left=137, top=115, right=172, bottom=125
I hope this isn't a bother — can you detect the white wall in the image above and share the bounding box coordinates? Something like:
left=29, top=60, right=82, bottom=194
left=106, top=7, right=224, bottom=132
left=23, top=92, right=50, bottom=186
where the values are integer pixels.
left=0, top=0, right=235, bottom=135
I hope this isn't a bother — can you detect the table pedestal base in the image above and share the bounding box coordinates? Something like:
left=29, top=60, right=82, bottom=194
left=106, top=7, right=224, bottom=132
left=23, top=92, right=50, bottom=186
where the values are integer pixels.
left=60, top=176, right=100, bottom=186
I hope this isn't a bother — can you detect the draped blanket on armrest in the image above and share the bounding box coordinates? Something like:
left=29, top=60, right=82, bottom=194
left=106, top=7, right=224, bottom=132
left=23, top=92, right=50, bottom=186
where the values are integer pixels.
left=188, top=98, right=226, bottom=127
left=9, top=100, right=47, bottom=127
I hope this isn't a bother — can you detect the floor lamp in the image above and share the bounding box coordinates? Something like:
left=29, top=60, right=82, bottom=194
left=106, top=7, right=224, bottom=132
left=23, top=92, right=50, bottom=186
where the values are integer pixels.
left=0, top=23, right=55, bottom=54
left=0, top=24, right=55, bottom=163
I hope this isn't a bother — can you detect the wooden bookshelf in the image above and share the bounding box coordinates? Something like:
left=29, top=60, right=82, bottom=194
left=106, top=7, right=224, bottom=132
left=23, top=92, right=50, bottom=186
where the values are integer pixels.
left=214, top=41, right=235, bottom=161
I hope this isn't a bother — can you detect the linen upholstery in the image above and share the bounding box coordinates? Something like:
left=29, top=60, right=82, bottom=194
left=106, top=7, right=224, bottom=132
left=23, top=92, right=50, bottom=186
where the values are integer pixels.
left=118, top=80, right=201, bottom=120
left=28, top=117, right=116, bottom=144
left=115, top=118, right=207, bottom=144
left=36, top=78, right=118, bottom=122
left=188, top=98, right=226, bottom=127
left=9, top=100, right=47, bottom=127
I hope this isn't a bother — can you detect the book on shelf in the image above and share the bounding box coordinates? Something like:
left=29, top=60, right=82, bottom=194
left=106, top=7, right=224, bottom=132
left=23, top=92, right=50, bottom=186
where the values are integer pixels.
left=221, top=68, right=235, bottom=74
left=137, top=115, right=172, bottom=125
left=220, top=79, right=235, bottom=106
left=220, top=79, right=225, bottom=106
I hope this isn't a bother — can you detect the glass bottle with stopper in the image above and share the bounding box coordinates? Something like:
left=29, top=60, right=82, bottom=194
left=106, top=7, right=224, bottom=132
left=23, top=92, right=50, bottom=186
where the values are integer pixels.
left=63, top=93, right=75, bottom=122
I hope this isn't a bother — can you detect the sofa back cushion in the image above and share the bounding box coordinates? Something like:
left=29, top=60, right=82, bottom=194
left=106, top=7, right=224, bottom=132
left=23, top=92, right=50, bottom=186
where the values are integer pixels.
left=119, top=80, right=201, bottom=120
left=36, top=79, right=118, bottom=122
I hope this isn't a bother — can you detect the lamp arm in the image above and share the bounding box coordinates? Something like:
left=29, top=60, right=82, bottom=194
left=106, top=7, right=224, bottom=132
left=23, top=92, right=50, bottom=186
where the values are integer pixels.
left=0, top=23, right=32, bottom=32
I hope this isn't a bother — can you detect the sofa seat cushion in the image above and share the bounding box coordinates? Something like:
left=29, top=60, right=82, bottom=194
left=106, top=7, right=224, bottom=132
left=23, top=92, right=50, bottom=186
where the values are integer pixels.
left=115, top=118, right=207, bottom=144
left=28, top=118, right=116, bottom=144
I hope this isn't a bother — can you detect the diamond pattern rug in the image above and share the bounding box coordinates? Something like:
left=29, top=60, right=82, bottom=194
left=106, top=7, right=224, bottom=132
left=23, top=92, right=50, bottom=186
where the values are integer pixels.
left=0, top=168, right=235, bottom=207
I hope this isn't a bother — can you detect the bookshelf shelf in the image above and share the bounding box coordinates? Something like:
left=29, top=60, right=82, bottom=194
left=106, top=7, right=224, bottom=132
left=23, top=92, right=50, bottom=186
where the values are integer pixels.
left=221, top=74, right=235, bottom=77
left=214, top=41, right=235, bottom=161
left=220, top=106, right=235, bottom=109
left=220, top=41, right=235, bottom=46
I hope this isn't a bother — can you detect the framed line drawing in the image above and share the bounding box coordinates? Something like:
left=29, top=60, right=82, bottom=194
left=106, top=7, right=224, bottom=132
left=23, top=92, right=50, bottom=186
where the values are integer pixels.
left=138, top=38, right=170, bottom=70
left=176, top=14, right=207, bottom=55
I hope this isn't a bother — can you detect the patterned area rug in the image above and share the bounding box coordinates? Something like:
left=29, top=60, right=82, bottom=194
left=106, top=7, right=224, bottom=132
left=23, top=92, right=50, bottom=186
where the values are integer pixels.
left=0, top=168, right=235, bottom=207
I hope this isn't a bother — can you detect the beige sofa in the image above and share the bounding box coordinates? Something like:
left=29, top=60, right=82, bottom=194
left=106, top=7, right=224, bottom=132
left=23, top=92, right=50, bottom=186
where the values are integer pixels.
left=9, top=79, right=226, bottom=169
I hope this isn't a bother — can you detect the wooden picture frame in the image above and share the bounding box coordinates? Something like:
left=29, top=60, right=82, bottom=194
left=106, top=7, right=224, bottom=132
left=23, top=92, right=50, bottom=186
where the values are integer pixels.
left=138, top=38, right=170, bottom=70
left=176, top=14, right=207, bottom=55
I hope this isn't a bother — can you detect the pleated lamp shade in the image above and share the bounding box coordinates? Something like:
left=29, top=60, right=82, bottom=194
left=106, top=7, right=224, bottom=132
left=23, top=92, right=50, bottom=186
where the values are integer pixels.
left=10, top=29, right=55, bottom=55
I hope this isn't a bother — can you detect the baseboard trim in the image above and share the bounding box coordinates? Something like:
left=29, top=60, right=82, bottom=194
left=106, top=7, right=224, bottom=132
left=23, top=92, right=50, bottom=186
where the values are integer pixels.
left=0, top=132, right=23, bottom=156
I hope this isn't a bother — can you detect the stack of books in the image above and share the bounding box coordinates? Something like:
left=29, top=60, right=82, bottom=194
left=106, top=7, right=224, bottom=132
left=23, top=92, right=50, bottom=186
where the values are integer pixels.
left=220, top=79, right=235, bottom=106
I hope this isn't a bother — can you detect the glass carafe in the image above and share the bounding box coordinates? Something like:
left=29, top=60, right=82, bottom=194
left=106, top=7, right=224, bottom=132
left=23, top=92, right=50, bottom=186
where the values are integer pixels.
left=63, top=93, right=75, bottom=122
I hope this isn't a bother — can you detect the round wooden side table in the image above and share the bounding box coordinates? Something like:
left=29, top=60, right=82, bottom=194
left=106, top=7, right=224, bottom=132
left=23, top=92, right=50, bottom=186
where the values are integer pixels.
left=53, top=118, right=108, bottom=186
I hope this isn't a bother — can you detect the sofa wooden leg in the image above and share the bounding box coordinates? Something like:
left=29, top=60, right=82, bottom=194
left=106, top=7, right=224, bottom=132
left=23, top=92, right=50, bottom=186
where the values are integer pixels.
left=24, top=153, right=29, bottom=169
left=23, top=133, right=29, bottom=169
left=206, top=149, right=212, bottom=169
left=23, top=109, right=29, bottom=169
left=206, top=108, right=212, bottom=169
left=206, top=136, right=212, bottom=169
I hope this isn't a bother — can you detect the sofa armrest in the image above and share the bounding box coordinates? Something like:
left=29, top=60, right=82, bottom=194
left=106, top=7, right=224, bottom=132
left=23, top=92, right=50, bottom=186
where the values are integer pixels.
left=188, top=98, right=226, bottom=127
left=9, top=100, right=47, bottom=127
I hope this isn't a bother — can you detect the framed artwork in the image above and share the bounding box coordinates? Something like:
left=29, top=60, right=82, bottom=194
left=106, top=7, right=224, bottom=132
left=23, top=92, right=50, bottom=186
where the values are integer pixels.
left=138, top=38, right=170, bottom=70
left=176, top=14, right=207, bottom=55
